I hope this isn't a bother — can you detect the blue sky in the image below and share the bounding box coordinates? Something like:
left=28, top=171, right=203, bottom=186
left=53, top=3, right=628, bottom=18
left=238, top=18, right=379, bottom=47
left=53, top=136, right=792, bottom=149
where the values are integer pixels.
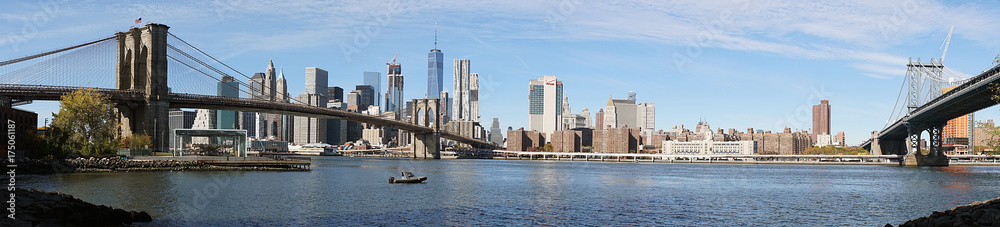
left=3, top=0, right=1000, bottom=145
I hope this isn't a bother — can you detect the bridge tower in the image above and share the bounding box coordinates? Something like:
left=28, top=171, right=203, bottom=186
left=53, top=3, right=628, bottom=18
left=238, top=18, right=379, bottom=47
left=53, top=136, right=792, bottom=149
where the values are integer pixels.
left=115, top=24, right=171, bottom=152
left=411, top=98, right=441, bottom=159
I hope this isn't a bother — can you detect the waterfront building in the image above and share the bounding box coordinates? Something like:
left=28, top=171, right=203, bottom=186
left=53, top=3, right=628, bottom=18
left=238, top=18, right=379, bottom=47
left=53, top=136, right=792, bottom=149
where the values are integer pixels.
left=592, top=127, right=641, bottom=153
left=816, top=133, right=832, bottom=147
left=835, top=131, right=845, bottom=147
left=363, top=71, right=381, bottom=107
left=551, top=128, right=593, bottom=152
left=527, top=75, right=563, bottom=139
left=506, top=128, right=546, bottom=151
left=293, top=67, right=329, bottom=145
left=661, top=140, right=756, bottom=155
left=0, top=106, right=36, bottom=154
left=427, top=26, right=444, bottom=99
left=942, top=86, right=974, bottom=153
left=386, top=63, right=403, bottom=116
left=812, top=100, right=831, bottom=142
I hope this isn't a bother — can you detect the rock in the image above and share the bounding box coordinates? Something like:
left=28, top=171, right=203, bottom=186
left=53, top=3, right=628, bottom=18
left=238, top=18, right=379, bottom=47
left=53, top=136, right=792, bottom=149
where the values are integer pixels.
left=15, top=188, right=153, bottom=226
left=132, top=211, right=153, bottom=222
left=898, top=197, right=1000, bottom=227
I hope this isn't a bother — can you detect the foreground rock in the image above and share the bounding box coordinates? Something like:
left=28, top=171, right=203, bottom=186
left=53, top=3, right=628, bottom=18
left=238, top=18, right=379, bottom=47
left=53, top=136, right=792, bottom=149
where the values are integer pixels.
left=9, top=157, right=307, bottom=174
left=2, top=188, right=152, bottom=226
left=892, top=197, right=1000, bottom=227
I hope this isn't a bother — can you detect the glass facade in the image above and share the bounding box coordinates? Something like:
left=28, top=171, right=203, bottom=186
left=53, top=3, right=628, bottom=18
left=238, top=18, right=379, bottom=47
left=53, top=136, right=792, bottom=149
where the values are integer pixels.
left=427, top=49, right=443, bottom=99
left=363, top=72, right=380, bottom=107
left=529, top=85, right=544, bottom=114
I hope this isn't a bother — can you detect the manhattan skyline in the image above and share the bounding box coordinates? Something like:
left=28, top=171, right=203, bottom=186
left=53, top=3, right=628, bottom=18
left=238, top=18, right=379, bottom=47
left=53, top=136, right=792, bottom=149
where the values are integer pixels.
left=4, top=1, right=1000, bottom=144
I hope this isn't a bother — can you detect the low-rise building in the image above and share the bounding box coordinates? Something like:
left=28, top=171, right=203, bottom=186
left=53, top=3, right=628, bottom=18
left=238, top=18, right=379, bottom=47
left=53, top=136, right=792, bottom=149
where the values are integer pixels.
left=661, top=140, right=756, bottom=155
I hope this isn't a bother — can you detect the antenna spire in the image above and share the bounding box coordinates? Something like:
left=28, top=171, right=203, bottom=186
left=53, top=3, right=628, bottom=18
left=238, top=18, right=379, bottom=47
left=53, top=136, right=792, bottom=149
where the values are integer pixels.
left=434, top=22, right=438, bottom=49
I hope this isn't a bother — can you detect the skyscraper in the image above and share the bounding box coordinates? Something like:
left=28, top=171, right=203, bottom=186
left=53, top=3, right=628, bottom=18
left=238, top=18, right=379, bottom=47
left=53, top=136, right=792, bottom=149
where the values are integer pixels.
left=604, top=95, right=636, bottom=129
left=276, top=68, right=290, bottom=141
left=354, top=85, right=375, bottom=109
left=306, top=67, right=329, bottom=97
left=294, top=67, right=329, bottom=145
left=453, top=59, right=471, bottom=121
left=489, top=118, right=503, bottom=144
left=528, top=75, right=563, bottom=139
left=216, top=75, right=239, bottom=129
left=428, top=25, right=444, bottom=99
left=812, top=100, right=831, bottom=141
left=469, top=72, right=479, bottom=122
left=363, top=72, right=381, bottom=107
left=386, top=63, right=403, bottom=117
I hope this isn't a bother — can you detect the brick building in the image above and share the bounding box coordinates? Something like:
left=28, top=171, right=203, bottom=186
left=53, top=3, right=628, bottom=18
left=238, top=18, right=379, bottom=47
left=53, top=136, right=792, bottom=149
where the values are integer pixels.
left=506, top=128, right=546, bottom=151
left=593, top=127, right=641, bottom=153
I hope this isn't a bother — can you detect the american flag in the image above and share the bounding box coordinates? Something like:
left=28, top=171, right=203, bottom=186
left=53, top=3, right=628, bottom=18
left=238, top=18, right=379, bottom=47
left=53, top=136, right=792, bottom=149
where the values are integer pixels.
left=134, top=18, right=142, bottom=24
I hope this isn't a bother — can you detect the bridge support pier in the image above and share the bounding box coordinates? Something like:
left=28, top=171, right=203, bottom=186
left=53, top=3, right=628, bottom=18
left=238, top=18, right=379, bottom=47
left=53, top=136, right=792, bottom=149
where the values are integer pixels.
left=410, top=99, right=441, bottom=159
left=902, top=124, right=949, bottom=166
left=115, top=23, right=171, bottom=152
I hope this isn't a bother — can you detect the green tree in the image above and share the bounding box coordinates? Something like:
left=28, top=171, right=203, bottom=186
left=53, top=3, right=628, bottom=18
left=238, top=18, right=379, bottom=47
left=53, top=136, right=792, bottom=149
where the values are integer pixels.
left=50, top=88, right=121, bottom=157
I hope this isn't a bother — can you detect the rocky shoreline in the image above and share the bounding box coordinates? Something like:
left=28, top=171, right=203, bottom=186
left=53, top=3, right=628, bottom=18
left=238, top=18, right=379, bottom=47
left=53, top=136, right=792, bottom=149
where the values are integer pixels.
left=892, top=197, right=1000, bottom=227
left=10, top=157, right=307, bottom=174
left=4, top=188, right=152, bottom=226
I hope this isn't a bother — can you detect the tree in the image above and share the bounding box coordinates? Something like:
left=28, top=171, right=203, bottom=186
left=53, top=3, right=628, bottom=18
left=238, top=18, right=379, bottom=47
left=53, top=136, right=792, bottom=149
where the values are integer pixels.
left=976, top=121, right=1000, bottom=155
left=49, top=88, right=121, bottom=157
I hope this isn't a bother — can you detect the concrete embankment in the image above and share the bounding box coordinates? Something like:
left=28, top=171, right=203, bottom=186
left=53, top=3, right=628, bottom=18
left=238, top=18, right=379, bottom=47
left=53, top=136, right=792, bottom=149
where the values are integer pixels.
left=890, top=197, right=1000, bottom=227
left=10, top=157, right=308, bottom=174
left=3, top=188, right=152, bottom=226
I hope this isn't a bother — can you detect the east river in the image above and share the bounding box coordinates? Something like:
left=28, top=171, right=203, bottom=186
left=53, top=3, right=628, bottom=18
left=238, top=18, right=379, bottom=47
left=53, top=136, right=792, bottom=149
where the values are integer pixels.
left=20, top=157, right=1000, bottom=226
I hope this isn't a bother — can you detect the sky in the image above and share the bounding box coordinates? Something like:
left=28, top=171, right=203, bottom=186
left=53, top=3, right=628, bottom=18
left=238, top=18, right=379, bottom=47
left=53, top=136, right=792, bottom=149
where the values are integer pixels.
left=3, top=0, right=1000, bottom=145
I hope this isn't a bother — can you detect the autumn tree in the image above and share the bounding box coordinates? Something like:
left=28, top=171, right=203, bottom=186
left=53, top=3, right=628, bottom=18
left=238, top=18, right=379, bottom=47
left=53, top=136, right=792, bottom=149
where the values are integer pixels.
left=49, top=88, right=121, bottom=157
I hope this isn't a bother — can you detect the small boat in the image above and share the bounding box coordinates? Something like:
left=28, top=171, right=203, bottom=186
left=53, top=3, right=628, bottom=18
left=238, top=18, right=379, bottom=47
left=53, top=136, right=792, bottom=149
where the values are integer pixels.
left=319, top=147, right=342, bottom=156
left=388, top=171, right=427, bottom=183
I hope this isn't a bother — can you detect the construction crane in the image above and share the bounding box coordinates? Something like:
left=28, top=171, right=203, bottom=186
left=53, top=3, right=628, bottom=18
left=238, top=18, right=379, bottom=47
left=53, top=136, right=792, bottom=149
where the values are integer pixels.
left=387, top=52, right=399, bottom=65
left=940, top=26, right=954, bottom=63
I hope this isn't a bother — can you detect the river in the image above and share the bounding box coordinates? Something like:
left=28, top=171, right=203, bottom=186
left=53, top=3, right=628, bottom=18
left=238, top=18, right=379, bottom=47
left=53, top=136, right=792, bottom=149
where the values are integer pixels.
left=20, top=157, right=1000, bottom=226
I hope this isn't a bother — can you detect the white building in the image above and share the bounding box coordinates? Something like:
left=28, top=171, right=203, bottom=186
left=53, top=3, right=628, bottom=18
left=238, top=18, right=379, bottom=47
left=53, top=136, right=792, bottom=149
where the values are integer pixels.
left=528, top=75, right=563, bottom=139
left=636, top=102, right=655, bottom=143
left=662, top=140, right=757, bottom=155
left=815, top=133, right=832, bottom=147
left=191, top=109, right=216, bottom=144
left=560, top=96, right=592, bottom=129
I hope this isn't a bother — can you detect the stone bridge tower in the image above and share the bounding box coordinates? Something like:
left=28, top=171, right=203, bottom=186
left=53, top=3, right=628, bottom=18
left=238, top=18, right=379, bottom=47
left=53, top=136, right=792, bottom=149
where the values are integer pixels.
left=115, top=24, right=171, bottom=152
left=411, top=98, right=441, bottom=159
